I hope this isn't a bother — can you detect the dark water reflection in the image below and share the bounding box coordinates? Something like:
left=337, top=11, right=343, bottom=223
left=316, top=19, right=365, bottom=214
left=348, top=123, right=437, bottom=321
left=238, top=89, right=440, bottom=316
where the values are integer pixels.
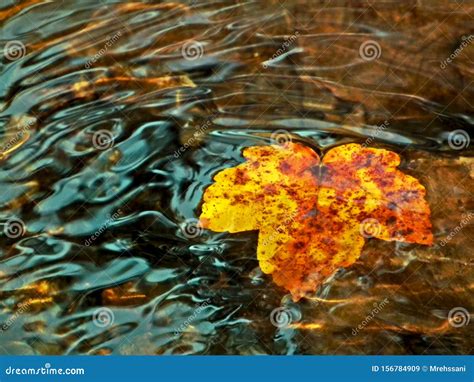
left=0, top=0, right=472, bottom=354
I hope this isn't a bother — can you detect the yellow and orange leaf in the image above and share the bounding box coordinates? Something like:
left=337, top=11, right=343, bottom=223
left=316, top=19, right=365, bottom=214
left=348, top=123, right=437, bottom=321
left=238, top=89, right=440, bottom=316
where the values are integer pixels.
left=200, top=142, right=432, bottom=301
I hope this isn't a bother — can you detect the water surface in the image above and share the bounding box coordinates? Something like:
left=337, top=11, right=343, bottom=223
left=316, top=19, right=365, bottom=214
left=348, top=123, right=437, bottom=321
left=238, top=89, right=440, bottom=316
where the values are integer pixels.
left=0, top=0, right=472, bottom=355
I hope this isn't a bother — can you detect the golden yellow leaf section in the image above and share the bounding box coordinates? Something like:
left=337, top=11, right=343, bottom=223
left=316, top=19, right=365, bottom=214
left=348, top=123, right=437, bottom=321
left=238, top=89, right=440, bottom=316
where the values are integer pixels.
left=200, top=143, right=432, bottom=300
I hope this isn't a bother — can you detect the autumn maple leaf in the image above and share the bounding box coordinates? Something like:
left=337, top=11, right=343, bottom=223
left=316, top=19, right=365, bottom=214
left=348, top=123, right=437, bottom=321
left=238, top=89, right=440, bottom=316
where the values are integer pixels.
left=199, top=143, right=433, bottom=301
